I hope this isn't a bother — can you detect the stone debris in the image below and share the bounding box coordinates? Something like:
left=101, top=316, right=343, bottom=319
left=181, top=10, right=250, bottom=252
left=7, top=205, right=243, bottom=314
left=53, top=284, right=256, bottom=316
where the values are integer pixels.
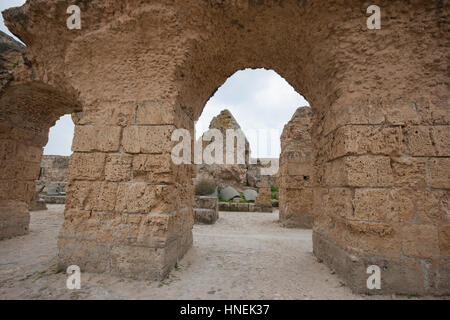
left=219, top=186, right=240, bottom=201
left=243, top=189, right=258, bottom=202
left=194, top=196, right=219, bottom=224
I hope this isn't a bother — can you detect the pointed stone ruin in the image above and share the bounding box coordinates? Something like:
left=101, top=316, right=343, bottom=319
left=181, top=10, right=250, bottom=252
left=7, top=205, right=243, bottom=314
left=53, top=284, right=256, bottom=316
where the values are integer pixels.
left=195, top=109, right=251, bottom=191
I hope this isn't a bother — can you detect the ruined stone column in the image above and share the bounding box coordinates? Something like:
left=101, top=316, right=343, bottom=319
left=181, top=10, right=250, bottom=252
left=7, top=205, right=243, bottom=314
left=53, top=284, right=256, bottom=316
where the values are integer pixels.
left=278, top=107, right=314, bottom=228
left=312, top=96, right=450, bottom=295
left=57, top=100, right=195, bottom=279
left=0, top=121, right=43, bottom=239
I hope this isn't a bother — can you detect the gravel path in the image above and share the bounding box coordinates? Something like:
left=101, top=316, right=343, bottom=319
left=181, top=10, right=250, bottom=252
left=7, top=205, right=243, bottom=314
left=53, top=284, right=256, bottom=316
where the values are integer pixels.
left=0, top=205, right=436, bottom=300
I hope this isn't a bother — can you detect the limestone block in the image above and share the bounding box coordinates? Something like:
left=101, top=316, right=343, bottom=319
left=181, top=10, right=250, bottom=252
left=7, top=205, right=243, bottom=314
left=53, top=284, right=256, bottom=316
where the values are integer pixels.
left=401, top=224, right=440, bottom=259
left=194, top=208, right=219, bottom=224
left=105, top=153, right=132, bottom=182
left=194, top=196, right=218, bottom=210
left=324, top=156, right=393, bottom=187
left=72, top=125, right=121, bottom=152
left=429, top=158, right=450, bottom=189
left=122, top=125, right=174, bottom=154
left=68, top=152, right=106, bottom=181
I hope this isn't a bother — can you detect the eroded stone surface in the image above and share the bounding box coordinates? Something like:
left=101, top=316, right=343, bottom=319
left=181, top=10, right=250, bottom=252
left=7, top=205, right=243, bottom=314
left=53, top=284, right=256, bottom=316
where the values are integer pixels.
left=0, top=0, right=448, bottom=294
left=278, top=107, right=314, bottom=228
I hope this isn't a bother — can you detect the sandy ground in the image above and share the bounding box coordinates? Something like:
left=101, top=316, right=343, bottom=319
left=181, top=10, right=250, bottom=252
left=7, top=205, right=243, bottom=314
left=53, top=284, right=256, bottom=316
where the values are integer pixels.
left=0, top=205, right=442, bottom=300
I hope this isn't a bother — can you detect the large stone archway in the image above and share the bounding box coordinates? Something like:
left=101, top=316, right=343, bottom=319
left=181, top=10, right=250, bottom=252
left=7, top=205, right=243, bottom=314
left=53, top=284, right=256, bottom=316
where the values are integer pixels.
left=1, top=0, right=448, bottom=294
left=0, top=29, right=81, bottom=239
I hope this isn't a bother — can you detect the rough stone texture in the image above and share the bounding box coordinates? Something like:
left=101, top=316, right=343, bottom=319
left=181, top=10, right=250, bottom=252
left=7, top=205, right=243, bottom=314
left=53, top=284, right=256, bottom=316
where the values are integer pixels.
left=193, top=196, right=219, bottom=224
left=255, top=178, right=273, bottom=213
left=278, top=107, right=315, bottom=228
left=195, top=109, right=250, bottom=190
left=0, top=31, right=24, bottom=89
left=0, top=0, right=448, bottom=294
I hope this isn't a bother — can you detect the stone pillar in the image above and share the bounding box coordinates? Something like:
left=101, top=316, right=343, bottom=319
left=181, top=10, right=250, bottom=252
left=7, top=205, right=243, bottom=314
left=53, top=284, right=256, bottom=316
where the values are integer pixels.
left=312, top=97, right=450, bottom=295
left=58, top=101, right=195, bottom=280
left=278, top=107, right=314, bottom=228
left=0, top=125, right=43, bottom=239
left=255, top=177, right=272, bottom=213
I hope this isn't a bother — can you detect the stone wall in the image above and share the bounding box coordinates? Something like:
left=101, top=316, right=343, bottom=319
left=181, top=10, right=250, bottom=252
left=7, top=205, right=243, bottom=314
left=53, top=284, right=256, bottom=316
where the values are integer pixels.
left=278, top=107, right=314, bottom=228
left=37, top=155, right=69, bottom=194
left=247, top=158, right=279, bottom=188
left=0, top=31, right=37, bottom=238
left=1, top=0, right=448, bottom=294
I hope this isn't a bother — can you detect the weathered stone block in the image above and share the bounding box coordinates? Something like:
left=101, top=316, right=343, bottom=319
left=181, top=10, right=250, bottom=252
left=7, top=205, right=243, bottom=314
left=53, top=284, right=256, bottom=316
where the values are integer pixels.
left=72, top=125, right=122, bottom=152
left=122, top=126, right=174, bottom=154
left=68, top=152, right=106, bottom=180
left=194, top=208, right=219, bottom=224
left=0, top=139, right=16, bottom=160
left=132, top=153, right=173, bottom=183
left=352, top=188, right=390, bottom=222
left=429, top=158, right=450, bottom=189
left=115, top=183, right=158, bottom=214
left=16, top=143, right=42, bottom=163
left=401, top=224, right=440, bottom=259
left=391, top=156, right=426, bottom=188
left=324, top=156, right=393, bottom=187
left=137, top=101, right=174, bottom=125
left=105, top=154, right=132, bottom=182
left=404, top=126, right=436, bottom=156
left=439, top=225, right=450, bottom=257
left=431, top=126, right=450, bottom=156
left=194, top=196, right=218, bottom=210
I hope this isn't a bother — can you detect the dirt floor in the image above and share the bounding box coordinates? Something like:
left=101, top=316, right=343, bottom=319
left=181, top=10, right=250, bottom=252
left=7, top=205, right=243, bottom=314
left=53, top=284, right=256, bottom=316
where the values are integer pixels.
left=0, top=205, right=443, bottom=300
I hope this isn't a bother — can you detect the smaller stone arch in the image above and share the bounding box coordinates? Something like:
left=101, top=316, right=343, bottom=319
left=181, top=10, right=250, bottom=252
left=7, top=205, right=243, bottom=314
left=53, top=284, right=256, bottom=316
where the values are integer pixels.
left=0, top=31, right=82, bottom=239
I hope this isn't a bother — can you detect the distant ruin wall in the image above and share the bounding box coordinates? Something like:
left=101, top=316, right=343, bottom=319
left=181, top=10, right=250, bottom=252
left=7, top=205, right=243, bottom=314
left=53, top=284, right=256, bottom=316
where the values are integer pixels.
left=278, top=107, right=314, bottom=228
left=37, top=155, right=69, bottom=194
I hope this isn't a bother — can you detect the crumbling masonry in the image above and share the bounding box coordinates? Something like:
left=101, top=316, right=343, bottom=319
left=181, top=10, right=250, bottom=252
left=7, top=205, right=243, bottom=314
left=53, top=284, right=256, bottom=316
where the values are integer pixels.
left=0, top=1, right=448, bottom=295
left=279, top=107, right=315, bottom=228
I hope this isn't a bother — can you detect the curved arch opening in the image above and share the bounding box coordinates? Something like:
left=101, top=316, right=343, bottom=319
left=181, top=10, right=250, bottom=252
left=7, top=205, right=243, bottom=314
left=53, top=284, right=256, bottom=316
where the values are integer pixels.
left=196, top=68, right=310, bottom=158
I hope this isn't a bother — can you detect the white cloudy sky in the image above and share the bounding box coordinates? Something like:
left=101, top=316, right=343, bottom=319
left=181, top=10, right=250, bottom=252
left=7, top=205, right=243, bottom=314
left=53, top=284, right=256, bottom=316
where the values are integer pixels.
left=1, top=1, right=309, bottom=158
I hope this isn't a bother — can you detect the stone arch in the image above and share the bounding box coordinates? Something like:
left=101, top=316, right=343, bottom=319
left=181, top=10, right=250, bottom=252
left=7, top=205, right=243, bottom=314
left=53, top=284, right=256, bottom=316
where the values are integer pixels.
left=0, top=80, right=82, bottom=239
left=2, top=1, right=448, bottom=295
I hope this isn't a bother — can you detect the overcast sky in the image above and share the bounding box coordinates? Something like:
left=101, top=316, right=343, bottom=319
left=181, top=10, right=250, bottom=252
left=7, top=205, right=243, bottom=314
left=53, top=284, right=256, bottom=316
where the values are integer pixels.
left=1, top=1, right=309, bottom=158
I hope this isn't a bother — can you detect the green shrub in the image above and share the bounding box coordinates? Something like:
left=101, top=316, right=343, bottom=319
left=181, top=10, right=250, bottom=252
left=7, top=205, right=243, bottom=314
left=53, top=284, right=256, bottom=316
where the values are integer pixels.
left=271, top=192, right=278, bottom=200
left=271, top=186, right=279, bottom=192
left=194, top=179, right=216, bottom=196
